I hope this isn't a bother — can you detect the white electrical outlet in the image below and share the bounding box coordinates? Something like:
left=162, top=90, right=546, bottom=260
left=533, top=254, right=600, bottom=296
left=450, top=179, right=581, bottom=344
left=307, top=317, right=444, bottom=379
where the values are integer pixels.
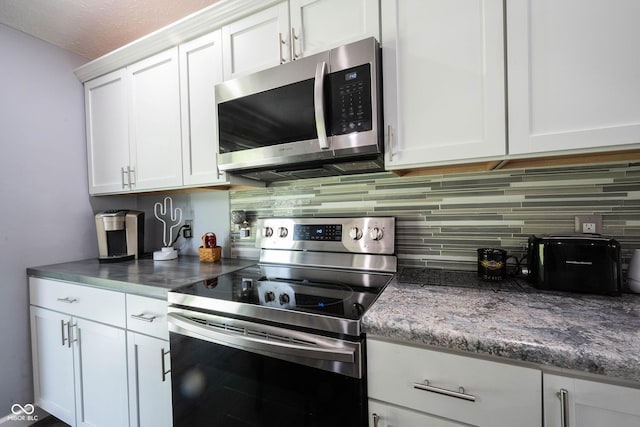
left=575, top=215, right=602, bottom=234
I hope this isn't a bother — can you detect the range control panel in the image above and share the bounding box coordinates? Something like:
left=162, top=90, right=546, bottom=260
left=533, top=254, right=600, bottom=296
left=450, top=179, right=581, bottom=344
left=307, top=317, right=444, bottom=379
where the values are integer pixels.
left=256, top=217, right=395, bottom=255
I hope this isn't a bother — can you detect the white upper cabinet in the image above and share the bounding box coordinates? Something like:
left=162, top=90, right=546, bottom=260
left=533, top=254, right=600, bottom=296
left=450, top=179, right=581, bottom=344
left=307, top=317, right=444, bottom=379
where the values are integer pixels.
left=507, top=0, right=640, bottom=155
left=128, top=48, right=183, bottom=191
left=222, top=0, right=380, bottom=80
left=289, top=0, right=380, bottom=58
left=85, top=49, right=183, bottom=195
left=179, top=30, right=227, bottom=186
left=222, top=2, right=290, bottom=80
left=85, top=70, right=130, bottom=194
left=382, top=0, right=507, bottom=170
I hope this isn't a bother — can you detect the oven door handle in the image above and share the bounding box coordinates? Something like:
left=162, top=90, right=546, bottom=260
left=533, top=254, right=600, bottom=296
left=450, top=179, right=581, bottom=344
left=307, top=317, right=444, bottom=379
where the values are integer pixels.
left=168, top=312, right=355, bottom=364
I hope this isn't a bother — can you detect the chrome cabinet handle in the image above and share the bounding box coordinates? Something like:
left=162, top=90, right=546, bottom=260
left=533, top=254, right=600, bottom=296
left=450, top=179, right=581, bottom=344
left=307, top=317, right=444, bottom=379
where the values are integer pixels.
left=161, top=348, right=171, bottom=382
left=314, top=61, right=329, bottom=149
left=121, top=166, right=128, bottom=189
left=278, top=32, right=286, bottom=64
left=128, top=167, right=135, bottom=188
left=130, top=313, right=157, bottom=323
left=372, top=413, right=380, bottom=427
left=60, top=320, right=68, bottom=347
left=557, top=388, right=569, bottom=427
left=291, top=27, right=299, bottom=60
left=57, top=297, right=78, bottom=304
left=67, top=322, right=78, bottom=348
left=386, top=125, right=394, bottom=162
left=413, top=380, right=476, bottom=402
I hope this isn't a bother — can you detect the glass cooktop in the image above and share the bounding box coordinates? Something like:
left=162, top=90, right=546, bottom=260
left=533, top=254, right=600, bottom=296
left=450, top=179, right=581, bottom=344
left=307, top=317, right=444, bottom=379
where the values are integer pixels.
left=169, top=264, right=393, bottom=322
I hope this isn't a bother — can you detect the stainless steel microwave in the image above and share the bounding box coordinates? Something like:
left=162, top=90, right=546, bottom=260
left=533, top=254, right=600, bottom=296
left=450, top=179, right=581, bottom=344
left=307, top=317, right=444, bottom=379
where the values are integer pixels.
left=215, top=37, right=383, bottom=181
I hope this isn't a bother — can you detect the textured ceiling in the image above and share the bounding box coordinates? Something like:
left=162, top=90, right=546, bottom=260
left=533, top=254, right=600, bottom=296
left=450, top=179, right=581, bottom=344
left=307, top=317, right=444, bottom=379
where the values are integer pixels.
left=0, top=0, right=220, bottom=60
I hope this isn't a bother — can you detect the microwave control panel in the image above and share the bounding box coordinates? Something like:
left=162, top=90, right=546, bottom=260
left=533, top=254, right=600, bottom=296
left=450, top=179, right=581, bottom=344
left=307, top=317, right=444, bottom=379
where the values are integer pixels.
left=330, top=64, right=372, bottom=136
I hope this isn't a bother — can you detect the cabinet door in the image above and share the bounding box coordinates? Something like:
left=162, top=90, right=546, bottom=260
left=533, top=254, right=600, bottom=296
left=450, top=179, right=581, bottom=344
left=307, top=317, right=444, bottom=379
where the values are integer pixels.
left=127, top=332, right=172, bottom=427
left=222, top=2, right=290, bottom=80
left=544, top=373, right=640, bottom=427
left=128, top=48, right=183, bottom=191
left=382, top=0, right=506, bottom=169
left=507, top=0, right=640, bottom=155
left=289, top=0, right=380, bottom=58
left=179, top=31, right=226, bottom=186
left=369, top=399, right=467, bottom=426
left=73, top=317, right=129, bottom=427
left=85, top=69, right=130, bottom=195
left=30, top=307, right=76, bottom=426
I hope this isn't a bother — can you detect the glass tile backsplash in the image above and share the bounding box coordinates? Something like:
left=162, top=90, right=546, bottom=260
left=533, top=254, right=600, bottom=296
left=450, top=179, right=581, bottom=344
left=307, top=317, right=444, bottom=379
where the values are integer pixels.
left=229, top=162, right=640, bottom=271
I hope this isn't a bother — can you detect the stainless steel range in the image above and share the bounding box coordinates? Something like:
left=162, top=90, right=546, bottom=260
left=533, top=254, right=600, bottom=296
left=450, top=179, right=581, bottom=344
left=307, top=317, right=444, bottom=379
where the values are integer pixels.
left=167, top=216, right=396, bottom=427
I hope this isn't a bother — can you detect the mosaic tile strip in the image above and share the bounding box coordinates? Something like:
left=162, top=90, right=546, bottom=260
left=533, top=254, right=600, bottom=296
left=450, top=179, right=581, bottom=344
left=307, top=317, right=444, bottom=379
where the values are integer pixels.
left=229, top=163, right=640, bottom=272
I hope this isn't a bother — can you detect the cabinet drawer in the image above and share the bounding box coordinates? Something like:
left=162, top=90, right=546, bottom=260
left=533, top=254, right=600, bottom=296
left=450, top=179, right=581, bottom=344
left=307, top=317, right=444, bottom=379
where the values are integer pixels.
left=29, top=277, right=125, bottom=328
left=126, top=294, right=169, bottom=340
left=367, top=338, right=541, bottom=427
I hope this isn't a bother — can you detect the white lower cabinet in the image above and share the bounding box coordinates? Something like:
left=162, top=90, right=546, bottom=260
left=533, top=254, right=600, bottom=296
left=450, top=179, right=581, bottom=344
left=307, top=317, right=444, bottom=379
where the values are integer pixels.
left=126, top=294, right=172, bottom=427
left=367, top=337, right=542, bottom=427
left=30, top=306, right=129, bottom=427
left=127, top=332, right=172, bottom=427
left=543, top=373, right=640, bottom=427
left=29, top=278, right=173, bottom=427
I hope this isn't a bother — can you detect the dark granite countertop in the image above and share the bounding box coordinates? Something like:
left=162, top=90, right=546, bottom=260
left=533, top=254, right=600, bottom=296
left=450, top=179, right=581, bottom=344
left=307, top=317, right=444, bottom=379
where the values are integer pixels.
left=362, top=268, right=640, bottom=383
left=27, top=256, right=257, bottom=299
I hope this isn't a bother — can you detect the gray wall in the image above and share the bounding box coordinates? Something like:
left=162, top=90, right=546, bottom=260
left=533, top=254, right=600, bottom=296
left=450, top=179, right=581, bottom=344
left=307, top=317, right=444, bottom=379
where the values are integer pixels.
left=0, top=23, right=233, bottom=416
left=0, top=25, right=92, bottom=413
left=229, top=163, right=640, bottom=275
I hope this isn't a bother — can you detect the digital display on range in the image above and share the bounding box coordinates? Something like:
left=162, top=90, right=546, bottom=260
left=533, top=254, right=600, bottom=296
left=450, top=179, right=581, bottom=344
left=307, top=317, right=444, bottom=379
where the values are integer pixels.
left=293, top=224, right=342, bottom=241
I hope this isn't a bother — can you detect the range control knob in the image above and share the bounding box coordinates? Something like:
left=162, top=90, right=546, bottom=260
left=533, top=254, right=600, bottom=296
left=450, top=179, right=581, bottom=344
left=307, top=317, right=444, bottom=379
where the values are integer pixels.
left=264, top=291, right=275, bottom=303
left=277, top=227, right=289, bottom=238
left=369, top=227, right=384, bottom=241
left=263, top=227, right=274, bottom=238
left=349, top=227, right=363, bottom=240
left=352, top=303, right=365, bottom=316
left=279, top=293, right=290, bottom=305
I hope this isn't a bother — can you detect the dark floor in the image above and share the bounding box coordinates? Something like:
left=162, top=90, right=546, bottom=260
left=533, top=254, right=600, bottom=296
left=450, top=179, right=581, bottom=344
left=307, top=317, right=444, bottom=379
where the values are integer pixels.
left=32, top=416, right=70, bottom=427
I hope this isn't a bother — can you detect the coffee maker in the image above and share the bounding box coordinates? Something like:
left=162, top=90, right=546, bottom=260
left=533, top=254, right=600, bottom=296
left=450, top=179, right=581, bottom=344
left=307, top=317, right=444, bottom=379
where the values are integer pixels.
left=95, top=210, right=144, bottom=263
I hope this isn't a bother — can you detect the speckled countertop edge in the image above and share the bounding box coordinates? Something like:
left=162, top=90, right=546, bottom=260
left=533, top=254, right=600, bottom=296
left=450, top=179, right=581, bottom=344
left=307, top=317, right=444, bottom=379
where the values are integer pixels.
left=27, top=256, right=257, bottom=299
left=362, top=277, right=640, bottom=383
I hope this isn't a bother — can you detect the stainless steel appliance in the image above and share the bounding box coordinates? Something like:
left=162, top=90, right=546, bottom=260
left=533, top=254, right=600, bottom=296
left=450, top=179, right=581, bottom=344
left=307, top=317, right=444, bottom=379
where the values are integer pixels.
left=216, top=37, right=383, bottom=181
left=168, top=217, right=396, bottom=426
left=527, top=234, right=622, bottom=295
left=95, top=210, right=144, bottom=263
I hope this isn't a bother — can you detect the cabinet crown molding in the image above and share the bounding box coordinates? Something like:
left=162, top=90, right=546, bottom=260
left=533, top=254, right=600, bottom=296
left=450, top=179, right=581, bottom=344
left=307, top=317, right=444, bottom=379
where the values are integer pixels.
left=74, top=0, right=283, bottom=82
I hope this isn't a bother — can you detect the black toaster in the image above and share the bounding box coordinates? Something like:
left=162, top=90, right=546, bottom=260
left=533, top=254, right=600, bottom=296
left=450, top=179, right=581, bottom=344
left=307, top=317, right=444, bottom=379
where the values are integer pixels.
left=527, top=235, right=622, bottom=295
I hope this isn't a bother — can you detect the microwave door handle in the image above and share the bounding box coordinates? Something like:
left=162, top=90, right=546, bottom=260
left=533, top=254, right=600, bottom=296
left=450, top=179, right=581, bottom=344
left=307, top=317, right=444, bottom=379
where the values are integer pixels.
left=314, top=61, right=329, bottom=149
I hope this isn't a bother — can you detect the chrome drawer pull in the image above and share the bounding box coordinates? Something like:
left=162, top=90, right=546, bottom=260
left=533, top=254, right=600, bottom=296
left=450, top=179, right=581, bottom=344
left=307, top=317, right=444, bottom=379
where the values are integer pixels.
left=557, top=388, right=569, bottom=427
left=130, top=313, right=157, bottom=322
left=57, top=297, right=78, bottom=304
left=413, top=380, right=476, bottom=402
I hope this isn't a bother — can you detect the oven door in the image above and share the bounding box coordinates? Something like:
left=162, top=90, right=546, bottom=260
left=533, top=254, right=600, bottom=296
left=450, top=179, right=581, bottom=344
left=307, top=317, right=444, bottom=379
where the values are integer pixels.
left=168, top=308, right=367, bottom=427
